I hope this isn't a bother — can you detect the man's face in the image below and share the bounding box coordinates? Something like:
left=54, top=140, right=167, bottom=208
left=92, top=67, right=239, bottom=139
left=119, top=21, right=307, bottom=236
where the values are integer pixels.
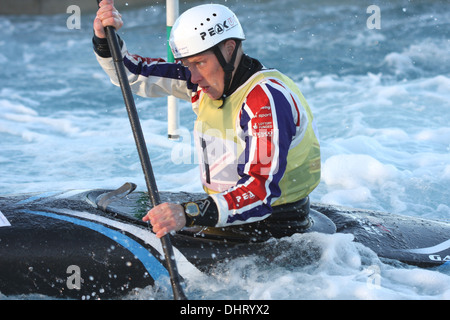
left=182, top=50, right=225, bottom=100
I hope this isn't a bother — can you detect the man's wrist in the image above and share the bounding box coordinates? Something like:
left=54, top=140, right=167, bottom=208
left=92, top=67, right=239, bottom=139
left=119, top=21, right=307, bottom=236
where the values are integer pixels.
left=182, top=197, right=219, bottom=227
left=92, top=32, right=123, bottom=58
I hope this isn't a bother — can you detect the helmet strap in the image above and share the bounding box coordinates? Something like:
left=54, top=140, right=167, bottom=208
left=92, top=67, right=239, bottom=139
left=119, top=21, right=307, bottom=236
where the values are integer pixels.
left=213, top=40, right=241, bottom=106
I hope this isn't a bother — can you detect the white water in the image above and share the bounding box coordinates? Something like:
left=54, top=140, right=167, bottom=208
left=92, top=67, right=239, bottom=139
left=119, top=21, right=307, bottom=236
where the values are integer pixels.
left=1, top=0, right=449, bottom=299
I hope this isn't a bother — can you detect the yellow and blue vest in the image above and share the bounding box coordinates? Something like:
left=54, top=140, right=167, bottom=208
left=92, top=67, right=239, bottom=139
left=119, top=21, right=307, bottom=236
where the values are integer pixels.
left=193, top=69, right=320, bottom=226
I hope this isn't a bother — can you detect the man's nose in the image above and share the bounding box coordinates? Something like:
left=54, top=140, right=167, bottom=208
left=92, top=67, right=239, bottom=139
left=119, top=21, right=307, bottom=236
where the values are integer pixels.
left=190, top=68, right=202, bottom=84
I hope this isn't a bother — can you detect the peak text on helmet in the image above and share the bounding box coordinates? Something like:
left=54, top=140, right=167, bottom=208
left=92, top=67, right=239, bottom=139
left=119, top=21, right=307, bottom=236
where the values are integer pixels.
left=199, top=16, right=239, bottom=41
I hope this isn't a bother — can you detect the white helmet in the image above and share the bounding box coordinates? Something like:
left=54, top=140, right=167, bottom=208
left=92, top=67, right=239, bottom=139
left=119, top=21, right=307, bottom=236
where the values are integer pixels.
left=169, top=4, right=245, bottom=59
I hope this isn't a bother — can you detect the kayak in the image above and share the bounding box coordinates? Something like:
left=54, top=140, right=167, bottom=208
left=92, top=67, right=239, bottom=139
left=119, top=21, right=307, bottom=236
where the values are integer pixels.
left=1, top=182, right=449, bottom=299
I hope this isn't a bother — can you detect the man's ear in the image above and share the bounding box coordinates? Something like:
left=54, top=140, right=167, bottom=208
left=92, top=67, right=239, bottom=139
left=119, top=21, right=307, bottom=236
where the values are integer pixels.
left=223, top=39, right=237, bottom=61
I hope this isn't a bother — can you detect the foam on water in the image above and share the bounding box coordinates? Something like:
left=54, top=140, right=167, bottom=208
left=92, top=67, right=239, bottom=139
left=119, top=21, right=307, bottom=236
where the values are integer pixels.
left=306, top=70, right=450, bottom=221
left=0, top=0, right=449, bottom=299
left=123, top=232, right=450, bottom=300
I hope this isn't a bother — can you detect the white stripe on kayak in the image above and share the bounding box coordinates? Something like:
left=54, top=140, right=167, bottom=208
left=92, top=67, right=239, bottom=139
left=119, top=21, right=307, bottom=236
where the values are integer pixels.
left=51, top=208, right=203, bottom=279
left=0, top=210, right=11, bottom=227
left=405, top=239, right=450, bottom=254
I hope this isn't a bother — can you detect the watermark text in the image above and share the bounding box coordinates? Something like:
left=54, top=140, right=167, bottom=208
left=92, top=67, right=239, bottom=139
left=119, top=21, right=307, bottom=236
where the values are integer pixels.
left=366, top=5, right=381, bottom=29
left=67, top=5, right=81, bottom=30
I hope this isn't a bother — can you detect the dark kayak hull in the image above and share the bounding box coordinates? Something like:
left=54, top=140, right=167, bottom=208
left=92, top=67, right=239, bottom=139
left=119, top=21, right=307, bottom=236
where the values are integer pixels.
left=1, top=184, right=449, bottom=299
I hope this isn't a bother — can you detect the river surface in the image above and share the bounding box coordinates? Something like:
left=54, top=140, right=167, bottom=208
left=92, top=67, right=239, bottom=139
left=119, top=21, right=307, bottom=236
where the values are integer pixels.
left=0, top=0, right=449, bottom=299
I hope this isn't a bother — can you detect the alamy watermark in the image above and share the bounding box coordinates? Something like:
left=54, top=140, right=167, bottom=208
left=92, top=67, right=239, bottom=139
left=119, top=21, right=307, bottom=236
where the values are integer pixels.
left=66, top=4, right=381, bottom=31
left=66, top=5, right=81, bottom=30
left=364, top=265, right=381, bottom=289
left=66, top=264, right=82, bottom=290
left=366, top=5, right=381, bottom=29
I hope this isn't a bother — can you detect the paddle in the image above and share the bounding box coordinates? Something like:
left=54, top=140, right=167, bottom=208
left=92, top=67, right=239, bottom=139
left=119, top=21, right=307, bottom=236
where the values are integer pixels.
left=95, top=1, right=187, bottom=300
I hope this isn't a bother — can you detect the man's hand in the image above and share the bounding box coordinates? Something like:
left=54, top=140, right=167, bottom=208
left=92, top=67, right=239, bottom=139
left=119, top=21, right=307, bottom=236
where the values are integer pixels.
left=143, top=203, right=187, bottom=238
left=94, top=0, right=123, bottom=38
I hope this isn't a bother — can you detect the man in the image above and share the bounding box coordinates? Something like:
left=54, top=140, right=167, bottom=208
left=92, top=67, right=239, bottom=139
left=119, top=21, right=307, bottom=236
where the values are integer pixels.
left=94, top=0, right=321, bottom=240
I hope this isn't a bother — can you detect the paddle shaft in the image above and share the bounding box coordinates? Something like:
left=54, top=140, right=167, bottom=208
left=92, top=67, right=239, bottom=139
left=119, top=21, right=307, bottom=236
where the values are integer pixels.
left=96, top=2, right=186, bottom=300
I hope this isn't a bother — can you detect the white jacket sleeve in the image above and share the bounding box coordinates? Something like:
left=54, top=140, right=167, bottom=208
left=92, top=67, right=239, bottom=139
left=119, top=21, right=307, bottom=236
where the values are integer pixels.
left=94, top=41, right=194, bottom=102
